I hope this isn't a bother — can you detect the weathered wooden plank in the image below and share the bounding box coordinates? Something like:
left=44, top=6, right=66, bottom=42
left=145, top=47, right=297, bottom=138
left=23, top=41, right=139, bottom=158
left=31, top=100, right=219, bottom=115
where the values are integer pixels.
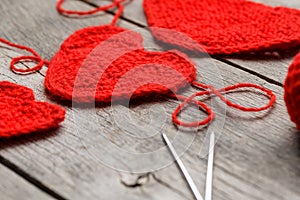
left=0, top=1, right=189, bottom=200
left=0, top=0, right=198, bottom=199
left=0, top=164, right=54, bottom=200
left=86, top=0, right=300, bottom=84
left=0, top=0, right=300, bottom=200
left=1, top=48, right=300, bottom=200
left=0, top=50, right=189, bottom=200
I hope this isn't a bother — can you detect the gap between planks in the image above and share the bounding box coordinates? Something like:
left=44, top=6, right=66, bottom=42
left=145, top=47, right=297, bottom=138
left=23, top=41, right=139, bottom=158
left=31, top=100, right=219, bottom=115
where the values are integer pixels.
left=0, top=155, right=67, bottom=200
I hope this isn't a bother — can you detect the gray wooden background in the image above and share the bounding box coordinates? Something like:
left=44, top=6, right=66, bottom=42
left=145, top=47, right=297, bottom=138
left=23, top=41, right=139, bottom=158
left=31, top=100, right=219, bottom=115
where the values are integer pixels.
left=0, top=0, right=300, bottom=199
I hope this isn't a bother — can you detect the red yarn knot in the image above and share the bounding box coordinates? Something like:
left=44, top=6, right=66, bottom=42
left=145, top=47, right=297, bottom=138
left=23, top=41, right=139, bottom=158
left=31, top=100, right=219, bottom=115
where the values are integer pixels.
left=0, top=38, right=48, bottom=74
left=172, top=82, right=276, bottom=128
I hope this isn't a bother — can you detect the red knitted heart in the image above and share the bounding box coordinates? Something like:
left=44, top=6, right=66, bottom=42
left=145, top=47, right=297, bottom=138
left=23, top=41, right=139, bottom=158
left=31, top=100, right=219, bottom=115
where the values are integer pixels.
left=0, top=81, right=66, bottom=138
left=284, top=52, right=300, bottom=130
left=143, top=0, right=300, bottom=55
left=0, top=0, right=276, bottom=131
left=45, top=25, right=196, bottom=103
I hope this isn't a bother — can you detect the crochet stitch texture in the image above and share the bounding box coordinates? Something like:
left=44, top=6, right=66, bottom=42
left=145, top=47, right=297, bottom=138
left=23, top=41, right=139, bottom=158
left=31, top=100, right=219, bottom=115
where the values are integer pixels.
left=45, top=25, right=196, bottom=103
left=0, top=82, right=66, bottom=137
left=41, top=0, right=274, bottom=127
left=284, top=52, right=300, bottom=130
left=143, top=0, right=300, bottom=54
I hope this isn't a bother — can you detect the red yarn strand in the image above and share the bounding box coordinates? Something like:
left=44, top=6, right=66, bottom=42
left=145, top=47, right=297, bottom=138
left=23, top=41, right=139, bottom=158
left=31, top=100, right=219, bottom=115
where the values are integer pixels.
left=0, top=38, right=48, bottom=74
left=111, top=0, right=124, bottom=26
left=56, top=0, right=125, bottom=25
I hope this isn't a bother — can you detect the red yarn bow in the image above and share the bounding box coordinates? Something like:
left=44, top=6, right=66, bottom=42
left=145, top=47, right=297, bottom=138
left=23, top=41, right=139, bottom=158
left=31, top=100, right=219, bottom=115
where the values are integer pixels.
left=173, top=82, right=276, bottom=127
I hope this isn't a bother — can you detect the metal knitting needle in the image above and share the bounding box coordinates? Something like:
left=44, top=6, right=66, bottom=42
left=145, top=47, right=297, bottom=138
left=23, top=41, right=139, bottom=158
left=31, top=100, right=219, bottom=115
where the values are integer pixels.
left=162, top=133, right=204, bottom=200
left=205, top=131, right=215, bottom=200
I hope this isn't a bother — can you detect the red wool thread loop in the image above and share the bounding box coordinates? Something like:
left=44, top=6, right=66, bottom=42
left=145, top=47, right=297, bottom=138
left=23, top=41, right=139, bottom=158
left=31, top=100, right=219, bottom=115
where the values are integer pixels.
left=172, top=94, right=215, bottom=127
left=56, top=0, right=125, bottom=25
left=0, top=38, right=48, bottom=74
left=172, top=82, right=276, bottom=127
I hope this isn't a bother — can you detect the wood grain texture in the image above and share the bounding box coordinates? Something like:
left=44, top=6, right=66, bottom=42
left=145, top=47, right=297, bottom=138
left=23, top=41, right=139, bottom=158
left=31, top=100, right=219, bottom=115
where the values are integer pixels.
left=0, top=0, right=300, bottom=200
left=0, top=164, right=54, bottom=200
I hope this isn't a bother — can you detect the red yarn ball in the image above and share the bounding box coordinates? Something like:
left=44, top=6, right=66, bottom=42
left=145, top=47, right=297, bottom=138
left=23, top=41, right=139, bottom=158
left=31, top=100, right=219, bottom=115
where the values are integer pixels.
left=284, top=53, right=300, bottom=130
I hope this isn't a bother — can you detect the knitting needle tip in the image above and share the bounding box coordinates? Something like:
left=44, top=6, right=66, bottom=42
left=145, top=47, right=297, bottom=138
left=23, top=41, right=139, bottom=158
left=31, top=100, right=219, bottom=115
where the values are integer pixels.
left=205, top=131, right=215, bottom=200
left=162, top=133, right=204, bottom=200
